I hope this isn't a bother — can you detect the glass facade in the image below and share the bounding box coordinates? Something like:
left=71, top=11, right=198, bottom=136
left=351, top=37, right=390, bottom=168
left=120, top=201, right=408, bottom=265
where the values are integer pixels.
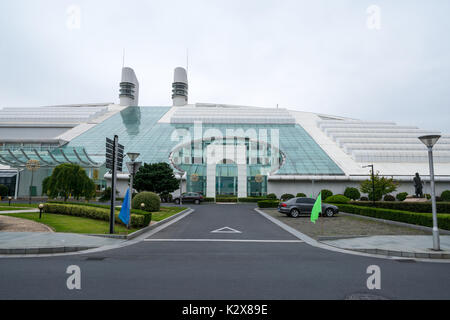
left=63, top=106, right=344, bottom=195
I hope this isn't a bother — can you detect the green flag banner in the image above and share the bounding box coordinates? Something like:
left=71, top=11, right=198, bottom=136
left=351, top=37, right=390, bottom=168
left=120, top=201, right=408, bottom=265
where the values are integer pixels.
left=310, top=193, right=322, bottom=224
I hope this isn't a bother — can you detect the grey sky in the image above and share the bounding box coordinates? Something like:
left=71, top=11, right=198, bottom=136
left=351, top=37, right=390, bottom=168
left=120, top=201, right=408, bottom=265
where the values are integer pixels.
left=1, top=0, right=449, bottom=133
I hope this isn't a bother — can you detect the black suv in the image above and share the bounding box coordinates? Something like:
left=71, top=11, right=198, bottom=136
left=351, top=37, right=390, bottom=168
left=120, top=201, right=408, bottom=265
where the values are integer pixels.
left=173, top=192, right=204, bottom=204
left=278, top=197, right=339, bottom=218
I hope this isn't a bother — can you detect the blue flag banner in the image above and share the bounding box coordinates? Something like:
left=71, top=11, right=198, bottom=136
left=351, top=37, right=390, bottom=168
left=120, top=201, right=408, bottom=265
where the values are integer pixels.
left=119, top=188, right=131, bottom=226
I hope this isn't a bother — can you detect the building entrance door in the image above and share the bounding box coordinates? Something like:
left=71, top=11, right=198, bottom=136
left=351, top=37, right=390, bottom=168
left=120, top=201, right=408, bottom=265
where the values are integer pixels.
left=216, top=164, right=237, bottom=196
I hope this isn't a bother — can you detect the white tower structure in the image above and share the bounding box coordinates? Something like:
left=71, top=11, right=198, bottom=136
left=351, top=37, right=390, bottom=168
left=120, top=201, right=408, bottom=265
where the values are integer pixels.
left=119, top=67, right=139, bottom=106
left=172, top=67, right=188, bottom=106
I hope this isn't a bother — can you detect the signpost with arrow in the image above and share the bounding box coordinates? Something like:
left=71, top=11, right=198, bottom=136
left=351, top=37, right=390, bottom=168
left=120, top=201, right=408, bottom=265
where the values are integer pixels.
left=106, top=135, right=124, bottom=234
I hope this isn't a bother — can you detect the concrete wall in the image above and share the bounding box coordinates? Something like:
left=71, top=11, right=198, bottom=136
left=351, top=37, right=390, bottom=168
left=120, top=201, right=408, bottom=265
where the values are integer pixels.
left=267, top=180, right=450, bottom=199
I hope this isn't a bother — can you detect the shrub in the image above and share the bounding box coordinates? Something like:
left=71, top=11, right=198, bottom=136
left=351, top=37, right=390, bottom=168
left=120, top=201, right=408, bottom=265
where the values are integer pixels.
left=396, top=192, right=408, bottom=202
left=321, top=189, right=333, bottom=200
left=280, top=194, right=295, bottom=201
left=441, top=190, right=450, bottom=202
left=325, top=195, right=350, bottom=204
left=296, top=193, right=306, bottom=198
left=216, top=197, right=237, bottom=202
left=238, top=197, right=269, bottom=202
left=424, top=194, right=431, bottom=200
left=98, top=187, right=119, bottom=202
left=384, top=194, right=395, bottom=201
left=360, top=196, right=369, bottom=201
left=0, top=184, right=8, bottom=197
left=203, top=197, right=215, bottom=202
left=349, top=201, right=450, bottom=214
left=132, top=192, right=160, bottom=212
left=267, top=193, right=277, bottom=200
left=334, top=204, right=450, bottom=230
left=344, top=187, right=360, bottom=200
left=43, top=203, right=150, bottom=228
left=257, top=200, right=280, bottom=208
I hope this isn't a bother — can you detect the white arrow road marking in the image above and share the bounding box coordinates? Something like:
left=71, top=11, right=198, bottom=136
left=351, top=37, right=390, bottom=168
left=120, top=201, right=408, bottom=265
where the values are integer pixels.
left=210, top=226, right=242, bottom=234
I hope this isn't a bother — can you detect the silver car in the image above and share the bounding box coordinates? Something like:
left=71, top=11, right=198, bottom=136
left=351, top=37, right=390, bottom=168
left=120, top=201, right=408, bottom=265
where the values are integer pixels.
left=277, top=197, right=339, bottom=218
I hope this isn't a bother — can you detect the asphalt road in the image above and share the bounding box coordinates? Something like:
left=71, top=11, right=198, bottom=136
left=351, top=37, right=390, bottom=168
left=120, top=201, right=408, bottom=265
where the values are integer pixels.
left=0, top=204, right=449, bottom=300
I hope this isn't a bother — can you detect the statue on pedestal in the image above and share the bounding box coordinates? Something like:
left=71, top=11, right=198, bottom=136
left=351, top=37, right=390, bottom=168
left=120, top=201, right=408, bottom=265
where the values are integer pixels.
left=413, top=172, right=424, bottom=198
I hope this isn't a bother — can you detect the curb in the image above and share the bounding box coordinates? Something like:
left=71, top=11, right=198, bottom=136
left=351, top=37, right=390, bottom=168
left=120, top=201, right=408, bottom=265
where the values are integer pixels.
left=255, top=208, right=450, bottom=263
left=0, top=246, right=95, bottom=255
left=0, top=208, right=192, bottom=256
left=87, top=207, right=192, bottom=240
left=339, top=212, right=450, bottom=235
left=331, top=246, right=450, bottom=260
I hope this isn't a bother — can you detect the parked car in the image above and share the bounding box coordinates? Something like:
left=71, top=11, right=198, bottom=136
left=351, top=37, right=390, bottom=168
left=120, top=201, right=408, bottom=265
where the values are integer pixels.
left=173, top=192, right=204, bottom=204
left=277, top=197, right=339, bottom=218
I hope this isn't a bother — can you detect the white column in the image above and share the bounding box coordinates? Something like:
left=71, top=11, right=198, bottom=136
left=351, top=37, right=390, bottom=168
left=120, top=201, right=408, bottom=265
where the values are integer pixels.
left=206, top=163, right=216, bottom=198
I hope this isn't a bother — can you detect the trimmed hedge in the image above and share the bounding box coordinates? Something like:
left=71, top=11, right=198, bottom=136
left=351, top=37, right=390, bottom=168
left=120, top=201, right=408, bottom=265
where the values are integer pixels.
left=396, top=192, right=408, bottom=201
left=384, top=194, right=395, bottom=201
left=321, top=189, right=333, bottom=200
left=441, top=190, right=450, bottom=202
left=349, top=201, right=450, bottom=214
left=325, top=195, right=350, bottom=204
left=296, top=193, right=306, bottom=198
left=267, top=193, right=277, bottom=200
left=43, top=203, right=151, bottom=228
left=280, top=194, right=295, bottom=201
left=216, top=197, right=237, bottom=202
left=132, top=192, right=160, bottom=212
left=335, top=204, right=450, bottom=230
left=238, top=197, right=269, bottom=203
left=203, top=197, right=215, bottom=202
left=257, top=200, right=280, bottom=208
left=344, top=187, right=360, bottom=201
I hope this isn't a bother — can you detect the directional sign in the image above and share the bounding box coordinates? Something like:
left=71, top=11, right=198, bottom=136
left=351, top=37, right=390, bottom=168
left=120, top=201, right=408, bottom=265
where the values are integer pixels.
left=210, top=227, right=242, bottom=234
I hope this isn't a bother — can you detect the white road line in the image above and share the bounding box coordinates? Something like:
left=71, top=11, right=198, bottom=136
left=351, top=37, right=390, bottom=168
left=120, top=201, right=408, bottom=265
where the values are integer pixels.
left=144, top=239, right=304, bottom=243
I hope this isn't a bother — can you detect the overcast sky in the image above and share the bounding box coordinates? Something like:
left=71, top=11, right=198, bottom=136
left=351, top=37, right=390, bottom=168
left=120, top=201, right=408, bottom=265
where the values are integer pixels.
left=1, top=0, right=449, bottom=133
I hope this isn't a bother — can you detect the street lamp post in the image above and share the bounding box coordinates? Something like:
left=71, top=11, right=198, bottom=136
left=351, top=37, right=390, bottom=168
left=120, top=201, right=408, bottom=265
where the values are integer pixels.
left=26, top=159, right=40, bottom=204
left=419, top=135, right=441, bottom=251
left=126, top=152, right=141, bottom=193
left=363, top=164, right=375, bottom=206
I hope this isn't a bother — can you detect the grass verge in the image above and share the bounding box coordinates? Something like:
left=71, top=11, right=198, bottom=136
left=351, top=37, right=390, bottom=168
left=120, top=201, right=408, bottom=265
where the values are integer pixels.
left=5, top=212, right=138, bottom=234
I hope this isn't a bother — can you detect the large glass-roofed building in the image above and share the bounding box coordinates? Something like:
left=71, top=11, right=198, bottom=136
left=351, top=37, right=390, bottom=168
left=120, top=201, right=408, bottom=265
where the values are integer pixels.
left=1, top=66, right=449, bottom=198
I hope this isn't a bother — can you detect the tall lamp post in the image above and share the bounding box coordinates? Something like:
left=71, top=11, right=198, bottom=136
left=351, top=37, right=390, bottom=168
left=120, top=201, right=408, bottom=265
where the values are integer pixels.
left=363, top=164, right=375, bottom=206
left=26, top=159, right=40, bottom=204
left=419, top=134, right=441, bottom=251
left=126, top=152, right=141, bottom=204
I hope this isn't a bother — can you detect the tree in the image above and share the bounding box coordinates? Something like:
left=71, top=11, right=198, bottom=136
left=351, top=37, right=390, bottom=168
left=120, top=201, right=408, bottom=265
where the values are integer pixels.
left=45, top=163, right=96, bottom=201
left=134, top=162, right=179, bottom=195
left=360, top=171, right=399, bottom=201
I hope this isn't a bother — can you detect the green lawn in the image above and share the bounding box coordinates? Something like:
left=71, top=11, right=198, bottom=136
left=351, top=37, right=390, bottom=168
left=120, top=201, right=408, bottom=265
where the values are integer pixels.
left=150, top=206, right=187, bottom=221
left=0, top=206, right=34, bottom=211
left=5, top=212, right=138, bottom=234
left=4, top=206, right=186, bottom=234
left=0, top=203, right=39, bottom=208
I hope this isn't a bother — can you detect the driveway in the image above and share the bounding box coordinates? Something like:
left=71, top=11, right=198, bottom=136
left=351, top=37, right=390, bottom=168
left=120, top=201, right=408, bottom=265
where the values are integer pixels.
left=0, top=204, right=449, bottom=300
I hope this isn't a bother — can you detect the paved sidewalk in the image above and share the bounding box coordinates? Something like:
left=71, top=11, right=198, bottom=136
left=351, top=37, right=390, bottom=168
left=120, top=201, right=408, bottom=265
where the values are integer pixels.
left=0, top=215, right=52, bottom=232
left=0, top=209, right=39, bottom=214
left=0, top=232, right=124, bottom=254
left=323, top=235, right=450, bottom=259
